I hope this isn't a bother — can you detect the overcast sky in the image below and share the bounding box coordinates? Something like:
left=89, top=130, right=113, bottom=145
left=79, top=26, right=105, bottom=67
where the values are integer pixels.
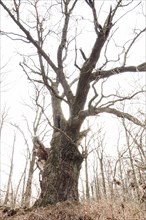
left=0, top=0, right=145, bottom=202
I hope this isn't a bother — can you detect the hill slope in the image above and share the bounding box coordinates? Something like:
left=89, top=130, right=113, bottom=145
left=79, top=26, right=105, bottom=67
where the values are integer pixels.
left=0, top=200, right=145, bottom=220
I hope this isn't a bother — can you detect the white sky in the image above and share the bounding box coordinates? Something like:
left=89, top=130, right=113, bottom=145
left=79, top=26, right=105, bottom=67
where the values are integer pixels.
left=0, top=0, right=146, bottom=203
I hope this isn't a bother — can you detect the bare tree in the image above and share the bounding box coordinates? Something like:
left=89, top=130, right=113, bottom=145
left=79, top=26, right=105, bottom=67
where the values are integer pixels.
left=0, top=0, right=145, bottom=206
left=24, top=88, right=51, bottom=207
left=122, top=119, right=146, bottom=200
left=3, top=133, right=16, bottom=206
left=10, top=86, right=51, bottom=207
left=0, top=106, right=9, bottom=138
left=96, top=136, right=107, bottom=197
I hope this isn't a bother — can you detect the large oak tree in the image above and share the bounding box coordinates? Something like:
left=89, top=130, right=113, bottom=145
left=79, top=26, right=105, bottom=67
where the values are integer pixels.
left=0, top=0, right=145, bottom=206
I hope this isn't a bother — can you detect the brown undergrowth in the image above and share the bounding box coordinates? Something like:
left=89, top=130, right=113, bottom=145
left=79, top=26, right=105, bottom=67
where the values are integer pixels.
left=0, top=199, right=145, bottom=220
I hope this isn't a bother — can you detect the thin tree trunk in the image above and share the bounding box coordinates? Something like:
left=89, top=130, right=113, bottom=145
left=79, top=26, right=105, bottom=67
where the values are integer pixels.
left=85, top=145, right=90, bottom=200
left=3, top=134, right=16, bottom=206
left=21, top=165, right=27, bottom=207
left=23, top=152, right=36, bottom=207
left=80, top=177, right=85, bottom=201
left=93, top=154, right=101, bottom=200
left=118, top=154, right=125, bottom=197
left=123, top=122, right=140, bottom=199
left=13, top=168, right=27, bottom=208
left=99, top=157, right=107, bottom=197
left=95, top=174, right=101, bottom=200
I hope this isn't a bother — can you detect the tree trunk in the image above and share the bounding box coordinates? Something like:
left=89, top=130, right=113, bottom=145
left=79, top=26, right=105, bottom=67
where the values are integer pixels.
left=3, top=135, right=16, bottom=206
left=23, top=152, right=36, bottom=207
left=99, top=157, right=107, bottom=197
left=85, top=145, right=90, bottom=200
left=85, top=156, right=90, bottom=200
left=34, top=131, right=83, bottom=206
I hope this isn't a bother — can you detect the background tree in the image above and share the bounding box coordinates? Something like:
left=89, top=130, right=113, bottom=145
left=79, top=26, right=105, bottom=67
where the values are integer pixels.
left=3, top=134, right=16, bottom=206
left=23, top=86, right=51, bottom=207
left=0, top=0, right=145, bottom=206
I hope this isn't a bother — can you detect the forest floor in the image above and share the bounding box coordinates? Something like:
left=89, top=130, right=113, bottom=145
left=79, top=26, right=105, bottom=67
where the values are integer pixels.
left=0, top=199, right=146, bottom=220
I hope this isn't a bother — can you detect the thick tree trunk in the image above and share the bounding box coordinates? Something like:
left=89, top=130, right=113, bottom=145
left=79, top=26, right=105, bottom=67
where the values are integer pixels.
left=34, top=131, right=83, bottom=206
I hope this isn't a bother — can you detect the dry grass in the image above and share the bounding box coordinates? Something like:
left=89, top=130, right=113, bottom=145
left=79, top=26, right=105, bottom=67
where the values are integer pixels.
left=0, top=199, right=146, bottom=220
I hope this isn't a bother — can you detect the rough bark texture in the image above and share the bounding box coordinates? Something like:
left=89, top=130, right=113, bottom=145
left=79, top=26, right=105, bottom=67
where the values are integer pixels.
left=34, top=131, right=84, bottom=206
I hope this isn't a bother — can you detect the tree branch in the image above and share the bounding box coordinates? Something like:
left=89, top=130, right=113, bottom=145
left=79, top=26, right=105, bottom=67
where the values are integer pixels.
left=90, top=63, right=146, bottom=81
left=0, top=0, right=75, bottom=105
left=57, top=2, right=75, bottom=105
left=85, top=0, right=102, bottom=34
left=122, top=28, right=146, bottom=66
left=0, top=1, right=58, bottom=72
left=19, top=62, right=68, bottom=104
left=79, top=107, right=145, bottom=127
left=72, top=31, right=109, bottom=117
left=71, top=1, right=123, bottom=117
left=56, top=0, right=78, bottom=105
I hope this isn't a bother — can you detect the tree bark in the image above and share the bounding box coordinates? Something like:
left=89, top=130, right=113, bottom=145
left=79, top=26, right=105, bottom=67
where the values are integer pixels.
left=23, top=152, right=36, bottom=207
left=34, top=131, right=83, bottom=206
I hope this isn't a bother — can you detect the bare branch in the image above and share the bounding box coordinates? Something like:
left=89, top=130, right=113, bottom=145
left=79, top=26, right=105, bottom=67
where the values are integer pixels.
left=13, top=0, right=20, bottom=21
left=99, top=27, right=119, bottom=70
left=80, top=48, right=87, bottom=61
left=79, top=107, right=145, bottom=127
left=19, top=62, right=68, bottom=104
left=74, top=34, right=81, bottom=70
left=0, top=0, right=58, bottom=73
left=98, top=90, right=145, bottom=109
left=0, top=31, right=29, bottom=43
left=88, top=79, right=99, bottom=109
left=122, top=28, right=146, bottom=66
left=90, top=63, right=146, bottom=81
left=9, top=123, right=31, bottom=158
left=85, top=0, right=102, bottom=34
left=71, top=0, right=124, bottom=117
left=0, top=106, right=9, bottom=138
left=72, top=29, right=111, bottom=116
left=57, top=1, right=74, bottom=104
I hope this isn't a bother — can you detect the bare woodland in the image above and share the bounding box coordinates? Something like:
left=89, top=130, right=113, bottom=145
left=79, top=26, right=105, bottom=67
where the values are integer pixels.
left=0, top=0, right=146, bottom=219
